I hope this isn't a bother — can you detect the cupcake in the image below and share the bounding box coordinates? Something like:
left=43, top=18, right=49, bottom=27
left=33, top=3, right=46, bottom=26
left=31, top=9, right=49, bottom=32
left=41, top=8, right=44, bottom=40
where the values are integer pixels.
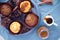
left=25, top=13, right=39, bottom=27
left=37, top=26, right=49, bottom=39
left=9, top=21, right=21, bottom=34
left=0, top=3, right=12, bottom=16
left=20, top=1, right=31, bottom=13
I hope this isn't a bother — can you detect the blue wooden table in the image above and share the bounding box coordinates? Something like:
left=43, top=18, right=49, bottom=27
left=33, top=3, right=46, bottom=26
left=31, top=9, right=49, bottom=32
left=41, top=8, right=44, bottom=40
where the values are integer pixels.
left=0, top=0, right=60, bottom=40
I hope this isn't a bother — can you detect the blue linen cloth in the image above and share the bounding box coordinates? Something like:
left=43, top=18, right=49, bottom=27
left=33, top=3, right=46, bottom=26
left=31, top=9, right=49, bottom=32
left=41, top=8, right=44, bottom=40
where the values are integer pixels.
left=0, top=0, right=60, bottom=40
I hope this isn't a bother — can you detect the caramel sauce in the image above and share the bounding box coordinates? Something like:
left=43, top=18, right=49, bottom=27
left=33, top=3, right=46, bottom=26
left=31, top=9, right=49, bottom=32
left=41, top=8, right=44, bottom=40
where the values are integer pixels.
left=40, top=31, right=48, bottom=37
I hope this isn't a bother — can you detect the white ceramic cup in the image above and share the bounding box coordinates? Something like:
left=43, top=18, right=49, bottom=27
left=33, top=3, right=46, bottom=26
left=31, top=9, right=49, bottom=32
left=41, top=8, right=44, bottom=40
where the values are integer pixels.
left=43, top=15, right=58, bottom=26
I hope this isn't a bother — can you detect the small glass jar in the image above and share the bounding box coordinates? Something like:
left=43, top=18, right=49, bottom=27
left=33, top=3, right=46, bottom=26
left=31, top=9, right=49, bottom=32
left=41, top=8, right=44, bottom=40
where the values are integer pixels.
left=37, top=26, right=49, bottom=39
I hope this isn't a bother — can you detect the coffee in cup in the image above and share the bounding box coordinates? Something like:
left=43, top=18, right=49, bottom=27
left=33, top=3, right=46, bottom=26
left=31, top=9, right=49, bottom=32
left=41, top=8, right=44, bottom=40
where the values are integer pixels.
left=43, top=14, right=58, bottom=26
left=44, top=17, right=52, bottom=24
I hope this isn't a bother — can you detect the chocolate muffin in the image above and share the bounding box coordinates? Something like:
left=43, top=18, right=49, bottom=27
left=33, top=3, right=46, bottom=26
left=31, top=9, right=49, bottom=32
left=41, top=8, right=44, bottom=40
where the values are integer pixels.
left=20, top=1, right=31, bottom=13
left=0, top=3, right=12, bottom=16
left=9, top=21, right=22, bottom=34
left=25, top=13, right=39, bottom=27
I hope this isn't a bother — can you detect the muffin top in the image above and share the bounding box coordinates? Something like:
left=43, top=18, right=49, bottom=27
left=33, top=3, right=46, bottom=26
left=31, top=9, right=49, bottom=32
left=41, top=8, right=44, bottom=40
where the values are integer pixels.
left=10, top=21, right=21, bottom=34
left=25, top=13, right=38, bottom=27
left=0, top=4, right=12, bottom=16
left=20, top=1, right=31, bottom=13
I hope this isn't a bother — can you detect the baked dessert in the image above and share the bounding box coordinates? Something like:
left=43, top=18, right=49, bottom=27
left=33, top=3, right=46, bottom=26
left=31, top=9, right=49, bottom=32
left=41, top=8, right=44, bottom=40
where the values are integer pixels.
left=25, top=13, right=39, bottom=27
left=20, top=1, right=31, bottom=13
left=0, top=3, right=12, bottom=16
left=9, top=21, right=21, bottom=34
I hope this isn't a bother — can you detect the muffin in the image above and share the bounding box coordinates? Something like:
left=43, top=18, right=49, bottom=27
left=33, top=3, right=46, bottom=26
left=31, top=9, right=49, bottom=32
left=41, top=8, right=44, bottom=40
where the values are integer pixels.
left=20, top=1, right=31, bottom=13
left=37, top=26, right=49, bottom=39
left=0, top=3, right=12, bottom=16
left=25, top=13, right=39, bottom=27
left=9, top=21, right=21, bottom=34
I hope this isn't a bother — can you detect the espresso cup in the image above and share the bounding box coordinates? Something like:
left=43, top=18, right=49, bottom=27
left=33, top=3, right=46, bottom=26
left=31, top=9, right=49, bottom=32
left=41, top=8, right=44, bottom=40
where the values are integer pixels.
left=43, top=14, right=58, bottom=26
left=37, top=26, right=49, bottom=39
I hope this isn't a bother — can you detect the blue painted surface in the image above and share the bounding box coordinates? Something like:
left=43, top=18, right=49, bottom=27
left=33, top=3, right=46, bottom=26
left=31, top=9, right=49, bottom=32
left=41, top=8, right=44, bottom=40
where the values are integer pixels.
left=0, top=0, right=60, bottom=40
left=0, top=0, right=8, bottom=2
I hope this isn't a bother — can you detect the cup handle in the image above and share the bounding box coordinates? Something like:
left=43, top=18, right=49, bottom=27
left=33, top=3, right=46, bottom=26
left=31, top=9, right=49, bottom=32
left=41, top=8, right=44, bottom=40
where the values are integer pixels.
left=53, top=23, right=58, bottom=26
